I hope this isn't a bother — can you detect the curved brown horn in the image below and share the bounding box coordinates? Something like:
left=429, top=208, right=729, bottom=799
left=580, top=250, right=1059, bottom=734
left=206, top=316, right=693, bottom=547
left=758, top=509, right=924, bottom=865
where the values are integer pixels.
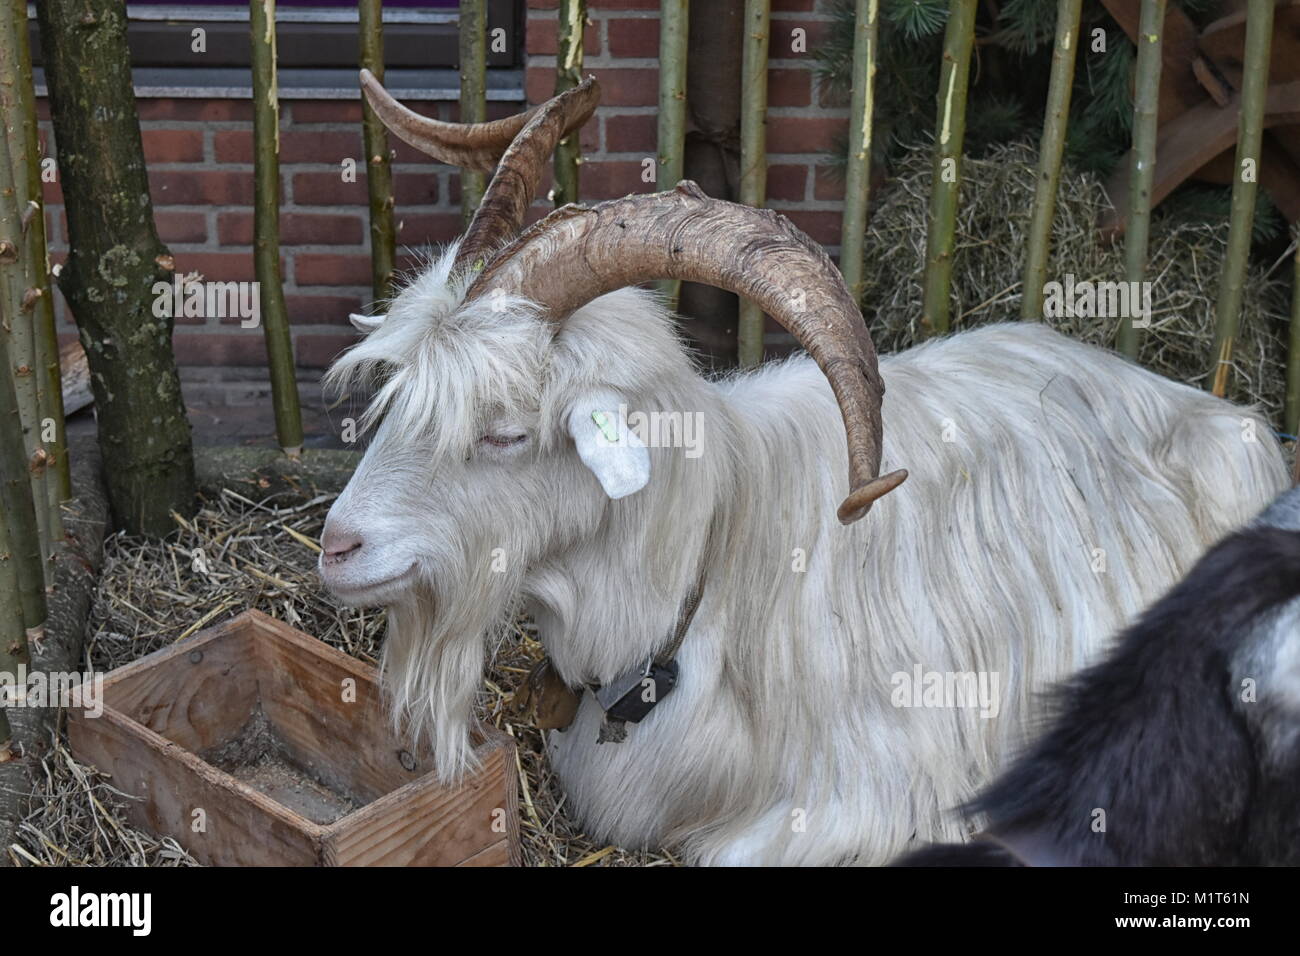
left=360, top=68, right=533, bottom=172
left=466, top=182, right=908, bottom=523
left=455, top=76, right=600, bottom=272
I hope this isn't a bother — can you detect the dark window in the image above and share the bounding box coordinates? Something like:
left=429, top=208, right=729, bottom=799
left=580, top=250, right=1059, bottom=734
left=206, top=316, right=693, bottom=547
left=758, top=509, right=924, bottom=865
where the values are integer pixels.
left=31, top=2, right=521, bottom=70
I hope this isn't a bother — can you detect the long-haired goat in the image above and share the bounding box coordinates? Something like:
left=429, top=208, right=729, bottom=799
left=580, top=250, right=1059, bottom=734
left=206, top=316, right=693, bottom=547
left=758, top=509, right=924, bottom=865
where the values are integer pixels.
left=318, top=74, right=1289, bottom=865
left=895, top=485, right=1300, bottom=866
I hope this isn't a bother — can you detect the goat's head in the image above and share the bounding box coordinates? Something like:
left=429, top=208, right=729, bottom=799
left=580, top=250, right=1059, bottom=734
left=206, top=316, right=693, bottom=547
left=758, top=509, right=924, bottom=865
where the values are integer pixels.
left=318, top=72, right=906, bottom=775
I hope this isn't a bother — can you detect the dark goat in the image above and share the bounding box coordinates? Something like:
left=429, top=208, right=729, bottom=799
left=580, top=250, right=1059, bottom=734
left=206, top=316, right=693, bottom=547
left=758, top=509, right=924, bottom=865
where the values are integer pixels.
left=896, top=487, right=1300, bottom=866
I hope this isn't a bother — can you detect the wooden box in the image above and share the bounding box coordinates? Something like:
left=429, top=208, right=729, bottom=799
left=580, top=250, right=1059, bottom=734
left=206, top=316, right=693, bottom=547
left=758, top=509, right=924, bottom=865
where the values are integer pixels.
left=67, top=610, right=519, bottom=866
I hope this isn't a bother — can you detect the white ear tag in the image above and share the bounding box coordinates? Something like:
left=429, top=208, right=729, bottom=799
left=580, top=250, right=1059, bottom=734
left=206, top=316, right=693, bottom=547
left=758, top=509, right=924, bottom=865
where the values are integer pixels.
left=568, top=401, right=650, bottom=500
left=350, top=312, right=386, bottom=333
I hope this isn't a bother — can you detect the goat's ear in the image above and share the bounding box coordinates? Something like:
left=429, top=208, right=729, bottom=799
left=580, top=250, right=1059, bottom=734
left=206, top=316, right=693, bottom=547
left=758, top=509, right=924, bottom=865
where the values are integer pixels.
left=566, top=391, right=650, bottom=500
left=350, top=312, right=386, bottom=333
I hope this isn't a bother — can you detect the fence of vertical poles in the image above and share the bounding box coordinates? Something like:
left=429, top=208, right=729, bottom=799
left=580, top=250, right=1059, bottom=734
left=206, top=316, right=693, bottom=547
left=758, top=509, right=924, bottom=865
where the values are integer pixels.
left=0, top=0, right=61, bottom=750
left=250, top=0, right=304, bottom=456
left=340, top=3, right=1298, bottom=451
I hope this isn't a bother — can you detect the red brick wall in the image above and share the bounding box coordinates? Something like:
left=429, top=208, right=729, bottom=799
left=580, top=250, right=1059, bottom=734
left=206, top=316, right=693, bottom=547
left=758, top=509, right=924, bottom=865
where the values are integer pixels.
left=40, top=0, right=847, bottom=373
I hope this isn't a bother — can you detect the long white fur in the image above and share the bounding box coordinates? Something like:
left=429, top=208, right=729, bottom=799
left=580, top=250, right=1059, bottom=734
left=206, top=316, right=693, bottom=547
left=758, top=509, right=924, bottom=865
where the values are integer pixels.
left=322, top=246, right=1288, bottom=865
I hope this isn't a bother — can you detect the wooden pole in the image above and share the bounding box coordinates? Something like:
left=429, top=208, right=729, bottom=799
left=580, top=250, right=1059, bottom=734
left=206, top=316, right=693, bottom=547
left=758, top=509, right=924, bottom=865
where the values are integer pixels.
left=0, top=307, right=46, bottom=656
left=1286, top=228, right=1300, bottom=440
left=459, top=0, right=488, bottom=224
left=920, top=0, right=977, bottom=338
left=552, top=0, right=588, bottom=207
left=839, top=0, right=880, bottom=309
left=1117, top=0, right=1165, bottom=358
left=656, top=0, right=689, bottom=311
left=359, top=0, right=396, bottom=305
left=7, top=0, right=67, bottom=512
left=1021, top=0, right=1083, bottom=320
left=251, top=0, right=304, bottom=456
left=736, top=0, right=771, bottom=367
left=0, top=501, right=27, bottom=748
left=1209, top=0, right=1273, bottom=397
left=0, top=104, right=49, bottom=583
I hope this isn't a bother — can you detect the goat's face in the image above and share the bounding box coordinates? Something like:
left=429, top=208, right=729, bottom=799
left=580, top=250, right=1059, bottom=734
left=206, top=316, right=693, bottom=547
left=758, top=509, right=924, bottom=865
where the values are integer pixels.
left=318, top=254, right=680, bottom=611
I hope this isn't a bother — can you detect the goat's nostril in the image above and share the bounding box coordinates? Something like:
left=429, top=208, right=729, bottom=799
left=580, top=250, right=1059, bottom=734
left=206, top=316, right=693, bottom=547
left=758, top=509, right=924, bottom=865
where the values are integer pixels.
left=321, top=529, right=364, bottom=564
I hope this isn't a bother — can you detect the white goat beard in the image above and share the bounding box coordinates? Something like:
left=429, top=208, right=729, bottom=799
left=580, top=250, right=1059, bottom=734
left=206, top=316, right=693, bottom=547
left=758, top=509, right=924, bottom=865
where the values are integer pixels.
left=380, top=566, right=523, bottom=783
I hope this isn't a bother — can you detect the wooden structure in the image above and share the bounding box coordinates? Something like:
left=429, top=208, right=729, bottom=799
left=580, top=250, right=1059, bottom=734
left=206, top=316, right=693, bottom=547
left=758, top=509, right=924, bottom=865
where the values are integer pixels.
left=68, top=611, right=520, bottom=867
left=1101, top=0, right=1300, bottom=237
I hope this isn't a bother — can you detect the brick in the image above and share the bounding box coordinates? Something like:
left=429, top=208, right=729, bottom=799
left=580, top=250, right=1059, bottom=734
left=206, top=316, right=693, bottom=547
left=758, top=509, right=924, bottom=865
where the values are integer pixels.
left=768, top=68, right=812, bottom=108
left=286, top=294, right=366, bottom=326
left=295, top=332, right=363, bottom=368
left=581, top=160, right=654, bottom=199
left=168, top=252, right=266, bottom=283
left=150, top=169, right=257, bottom=206
left=173, top=332, right=274, bottom=367
left=138, top=99, right=252, bottom=122
left=292, top=170, right=371, bottom=205
left=295, top=253, right=375, bottom=287
left=218, top=211, right=364, bottom=246
left=767, top=116, right=842, bottom=154
left=608, top=18, right=659, bottom=58
left=392, top=170, right=443, bottom=206
left=215, top=130, right=363, bottom=165
left=526, top=16, right=601, bottom=56
left=771, top=19, right=830, bottom=56
left=395, top=212, right=464, bottom=246
left=779, top=209, right=842, bottom=245
left=605, top=112, right=655, bottom=154
left=155, top=210, right=209, bottom=244
left=142, top=129, right=205, bottom=163
left=767, top=163, right=808, bottom=202
left=813, top=164, right=847, bottom=201
left=292, top=100, right=364, bottom=124
left=527, top=0, right=559, bottom=9
left=527, top=66, right=658, bottom=107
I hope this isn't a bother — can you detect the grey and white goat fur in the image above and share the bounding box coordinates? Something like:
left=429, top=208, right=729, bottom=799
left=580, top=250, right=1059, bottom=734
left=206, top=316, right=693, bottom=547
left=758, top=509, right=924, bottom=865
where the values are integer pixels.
left=319, top=245, right=1288, bottom=865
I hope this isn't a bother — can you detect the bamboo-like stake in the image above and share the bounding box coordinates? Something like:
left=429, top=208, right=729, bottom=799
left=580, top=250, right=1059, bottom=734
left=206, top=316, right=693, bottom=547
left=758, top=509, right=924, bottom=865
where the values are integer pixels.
left=251, top=0, right=304, bottom=456
left=737, top=0, right=771, bottom=367
left=0, top=308, right=46, bottom=653
left=1021, top=0, right=1083, bottom=320
left=839, top=0, right=880, bottom=309
left=1209, top=0, right=1273, bottom=397
left=8, top=0, right=67, bottom=510
left=656, top=0, right=689, bottom=310
left=552, top=0, right=588, bottom=207
left=920, top=0, right=977, bottom=337
left=1286, top=228, right=1300, bottom=440
left=359, top=0, right=396, bottom=304
left=1117, top=0, right=1165, bottom=358
left=459, top=0, right=488, bottom=225
left=0, top=501, right=28, bottom=747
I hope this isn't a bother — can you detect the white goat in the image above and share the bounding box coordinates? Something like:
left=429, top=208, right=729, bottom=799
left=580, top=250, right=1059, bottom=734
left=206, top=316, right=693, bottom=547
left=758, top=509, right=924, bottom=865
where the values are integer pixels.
left=319, top=74, right=1289, bottom=865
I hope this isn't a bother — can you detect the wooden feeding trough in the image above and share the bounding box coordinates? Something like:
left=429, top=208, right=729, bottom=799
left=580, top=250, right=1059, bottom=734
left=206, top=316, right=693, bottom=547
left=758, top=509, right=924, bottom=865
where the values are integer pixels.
left=67, top=610, right=520, bottom=866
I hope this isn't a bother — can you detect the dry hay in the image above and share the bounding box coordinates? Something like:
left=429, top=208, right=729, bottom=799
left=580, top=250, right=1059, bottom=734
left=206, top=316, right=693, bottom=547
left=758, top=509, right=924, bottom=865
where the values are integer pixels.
left=12, top=487, right=675, bottom=867
left=861, top=142, right=1297, bottom=425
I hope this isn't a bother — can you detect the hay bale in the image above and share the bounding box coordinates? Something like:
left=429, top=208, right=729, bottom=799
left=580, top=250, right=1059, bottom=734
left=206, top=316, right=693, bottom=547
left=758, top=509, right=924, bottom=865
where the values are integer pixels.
left=859, top=142, right=1294, bottom=423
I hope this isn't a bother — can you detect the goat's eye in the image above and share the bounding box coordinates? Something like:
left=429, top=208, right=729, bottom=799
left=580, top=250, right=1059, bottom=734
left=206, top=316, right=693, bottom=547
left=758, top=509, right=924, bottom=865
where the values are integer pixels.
left=480, top=433, right=527, bottom=448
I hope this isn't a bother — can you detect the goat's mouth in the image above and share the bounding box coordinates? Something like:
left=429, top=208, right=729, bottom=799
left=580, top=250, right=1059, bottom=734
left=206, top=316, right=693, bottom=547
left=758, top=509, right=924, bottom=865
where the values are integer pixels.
left=319, top=560, right=418, bottom=607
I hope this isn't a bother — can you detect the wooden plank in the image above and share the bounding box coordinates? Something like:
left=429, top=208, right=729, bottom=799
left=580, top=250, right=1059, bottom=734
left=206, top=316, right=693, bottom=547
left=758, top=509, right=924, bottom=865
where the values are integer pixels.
left=1200, top=0, right=1300, bottom=86
left=99, top=614, right=259, bottom=754
left=1101, top=78, right=1300, bottom=236
left=68, top=610, right=521, bottom=866
left=248, top=611, right=425, bottom=802
left=68, top=699, right=323, bottom=867
left=323, top=733, right=519, bottom=866
left=1100, top=0, right=1207, bottom=115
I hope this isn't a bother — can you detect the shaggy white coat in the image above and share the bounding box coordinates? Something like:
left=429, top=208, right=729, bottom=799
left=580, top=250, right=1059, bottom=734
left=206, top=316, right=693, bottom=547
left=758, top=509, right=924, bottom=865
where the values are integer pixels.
left=322, top=247, right=1288, bottom=865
